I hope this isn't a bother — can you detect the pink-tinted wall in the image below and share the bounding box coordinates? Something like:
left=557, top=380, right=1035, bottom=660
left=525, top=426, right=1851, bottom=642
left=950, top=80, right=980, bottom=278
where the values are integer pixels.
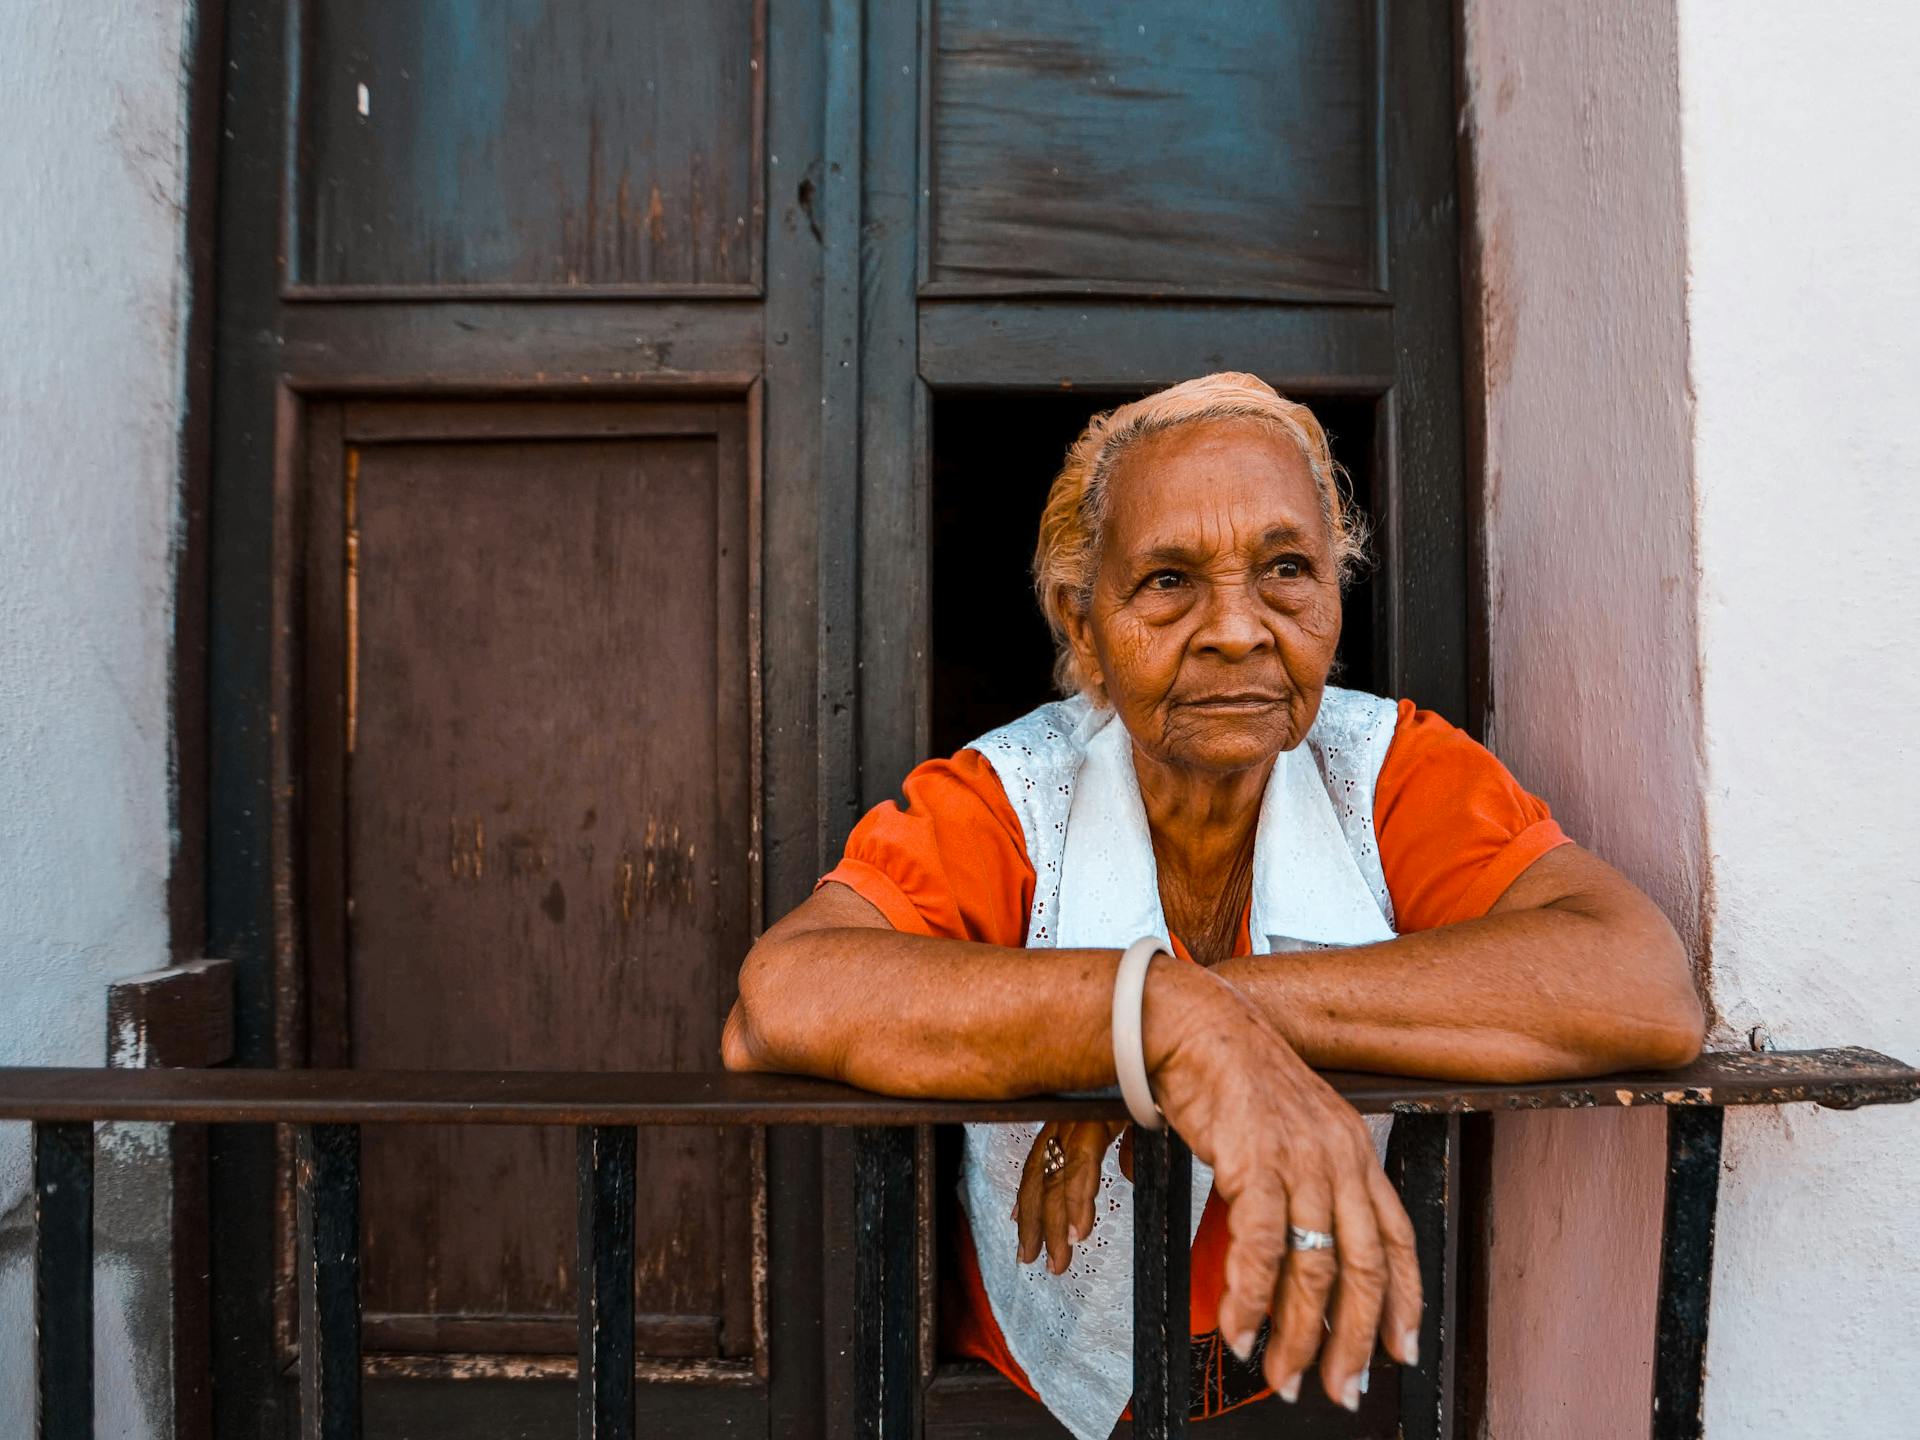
left=1459, top=3, right=1702, bottom=1435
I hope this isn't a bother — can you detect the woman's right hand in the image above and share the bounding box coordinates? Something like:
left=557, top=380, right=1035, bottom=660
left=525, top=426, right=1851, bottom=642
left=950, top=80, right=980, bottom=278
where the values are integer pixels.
left=1143, top=958, right=1422, bottom=1413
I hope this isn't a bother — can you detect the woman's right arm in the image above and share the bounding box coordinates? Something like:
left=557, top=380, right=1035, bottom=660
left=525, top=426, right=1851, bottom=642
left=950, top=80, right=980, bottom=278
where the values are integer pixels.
left=723, top=881, right=1424, bottom=1411
left=725, top=881, right=1157, bottom=1097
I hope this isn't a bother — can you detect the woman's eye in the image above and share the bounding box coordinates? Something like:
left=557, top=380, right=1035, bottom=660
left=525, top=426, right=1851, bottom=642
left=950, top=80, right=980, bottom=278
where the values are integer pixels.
left=1145, top=570, right=1186, bottom=591
left=1266, top=555, right=1307, bottom=581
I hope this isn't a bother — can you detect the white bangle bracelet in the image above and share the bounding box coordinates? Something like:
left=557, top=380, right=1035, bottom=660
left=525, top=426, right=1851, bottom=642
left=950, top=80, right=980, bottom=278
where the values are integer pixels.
left=1112, top=936, right=1171, bottom=1131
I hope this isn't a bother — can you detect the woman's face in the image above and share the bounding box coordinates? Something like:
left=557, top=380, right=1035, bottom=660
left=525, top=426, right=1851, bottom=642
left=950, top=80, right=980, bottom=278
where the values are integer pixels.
left=1062, top=417, right=1343, bottom=776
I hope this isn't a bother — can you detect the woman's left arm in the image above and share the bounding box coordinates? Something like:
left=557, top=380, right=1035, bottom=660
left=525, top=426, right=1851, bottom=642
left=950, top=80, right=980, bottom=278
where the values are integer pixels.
left=1214, top=843, right=1705, bottom=1082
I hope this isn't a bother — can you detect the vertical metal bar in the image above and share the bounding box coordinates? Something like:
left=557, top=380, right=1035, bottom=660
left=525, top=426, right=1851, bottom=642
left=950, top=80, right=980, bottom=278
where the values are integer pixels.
left=34, top=1121, right=93, bottom=1440
left=296, top=1123, right=361, bottom=1440
left=853, top=1126, right=918, bottom=1438
left=577, top=1126, right=637, bottom=1440
left=1391, top=1114, right=1458, bottom=1440
left=1652, top=1106, right=1724, bottom=1440
left=1131, top=1126, right=1191, bottom=1439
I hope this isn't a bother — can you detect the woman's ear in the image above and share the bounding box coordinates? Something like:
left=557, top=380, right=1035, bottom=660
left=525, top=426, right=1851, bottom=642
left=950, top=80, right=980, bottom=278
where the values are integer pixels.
left=1057, top=587, right=1104, bottom=699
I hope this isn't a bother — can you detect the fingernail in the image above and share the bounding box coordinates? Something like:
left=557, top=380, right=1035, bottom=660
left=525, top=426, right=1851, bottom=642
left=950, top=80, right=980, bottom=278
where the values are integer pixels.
left=1358, top=1367, right=1371, bottom=1396
left=1400, top=1328, right=1420, bottom=1367
left=1341, top=1375, right=1361, bottom=1412
left=1277, top=1372, right=1301, bottom=1404
left=1227, top=1328, right=1255, bottom=1362
left=1067, top=1224, right=1082, bottom=1244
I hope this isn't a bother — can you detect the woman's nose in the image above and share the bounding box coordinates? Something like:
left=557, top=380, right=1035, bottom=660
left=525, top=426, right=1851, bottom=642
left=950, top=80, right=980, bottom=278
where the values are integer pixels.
left=1192, top=585, right=1274, bottom=659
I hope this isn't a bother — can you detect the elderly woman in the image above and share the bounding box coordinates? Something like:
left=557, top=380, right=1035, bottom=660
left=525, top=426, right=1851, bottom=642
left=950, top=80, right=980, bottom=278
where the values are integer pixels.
left=723, top=373, right=1704, bottom=1436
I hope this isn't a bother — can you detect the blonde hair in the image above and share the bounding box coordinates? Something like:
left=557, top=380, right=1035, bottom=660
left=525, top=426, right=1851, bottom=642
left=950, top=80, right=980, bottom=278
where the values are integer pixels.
left=1032, top=372, right=1369, bottom=696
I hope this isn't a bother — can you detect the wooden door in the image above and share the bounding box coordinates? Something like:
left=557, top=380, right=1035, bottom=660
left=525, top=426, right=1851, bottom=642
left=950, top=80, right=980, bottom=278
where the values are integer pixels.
left=205, top=3, right=827, bottom=1436
left=201, top=2, right=1466, bottom=1437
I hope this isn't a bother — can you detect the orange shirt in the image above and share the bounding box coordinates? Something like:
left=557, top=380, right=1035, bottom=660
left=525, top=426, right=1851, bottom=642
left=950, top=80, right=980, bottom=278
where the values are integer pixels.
left=819, top=700, right=1568, bottom=1415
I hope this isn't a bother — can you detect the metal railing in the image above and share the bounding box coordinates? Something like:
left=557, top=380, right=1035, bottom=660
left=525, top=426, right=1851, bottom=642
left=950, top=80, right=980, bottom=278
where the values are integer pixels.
left=4, top=1048, right=1916, bottom=1440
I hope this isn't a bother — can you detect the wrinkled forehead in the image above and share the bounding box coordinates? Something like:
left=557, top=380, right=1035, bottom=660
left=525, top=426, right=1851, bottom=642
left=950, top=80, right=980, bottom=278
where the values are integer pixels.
left=1100, top=418, right=1329, bottom=560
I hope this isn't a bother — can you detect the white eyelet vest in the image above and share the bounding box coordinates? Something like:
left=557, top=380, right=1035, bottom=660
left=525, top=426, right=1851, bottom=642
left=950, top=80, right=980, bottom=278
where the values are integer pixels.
left=960, top=686, right=1401, bottom=1440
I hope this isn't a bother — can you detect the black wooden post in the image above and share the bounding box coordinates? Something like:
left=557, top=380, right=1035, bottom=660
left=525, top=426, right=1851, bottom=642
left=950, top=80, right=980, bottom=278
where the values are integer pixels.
left=577, top=1126, right=637, bottom=1440
left=1653, top=1105, right=1724, bottom=1440
left=1391, top=1114, right=1458, bottom=1440
left=853, top=1125, right=919, bottom=1438
left=34, top=1121, right=93, bottom=1440
left=1131, top=1126, right=1192, bottom=1439
left=296, top=1124, right=361, bottom=1440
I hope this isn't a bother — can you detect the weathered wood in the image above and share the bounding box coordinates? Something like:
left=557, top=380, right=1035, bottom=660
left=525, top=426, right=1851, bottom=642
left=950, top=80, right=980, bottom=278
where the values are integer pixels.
left=296, top=1124, right=362, bottom=1440
left=34, top=1122, right=93, bottom=1440
left=577, top=1126, right=637, bottom=1440
left=2, top=1049, right=1911, bottom=1126
left=269, top=301, right=764, bottom=392
left=1130, top=1127, right=1191, bottom=1438
left=294, top=0, right=761, bottom=292
left=858, top=0, right=932, bottom=803
left=816, top=0, right=864, bottom=869
left=1389, top=1114, right=1458, bottom=1440
left=918, top=301, right=1396, bottom=393
left=306, top=399, right=755, bottom=1362
left=924, top=0, right=1377, bottom=298
left=1652, top=1105, right=1723, bottom=1440
left=105, top=959, right=235, bottom=1071
left=1378, top=0, right=1471, bottom=720
left=852, top=1127, right=919, bottom=1438
left=758, top=1, right=832, bottom=1434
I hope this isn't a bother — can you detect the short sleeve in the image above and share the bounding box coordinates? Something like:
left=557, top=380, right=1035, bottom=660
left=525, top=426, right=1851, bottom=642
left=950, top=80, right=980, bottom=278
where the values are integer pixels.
left=818, top=749, right=1035, bottom=947
left=1374, top=701, right=1571, bottom=931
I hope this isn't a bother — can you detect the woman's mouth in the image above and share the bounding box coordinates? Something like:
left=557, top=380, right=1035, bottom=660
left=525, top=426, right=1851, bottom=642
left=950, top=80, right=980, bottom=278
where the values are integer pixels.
left=1179, top=693, right=1284, bottom=711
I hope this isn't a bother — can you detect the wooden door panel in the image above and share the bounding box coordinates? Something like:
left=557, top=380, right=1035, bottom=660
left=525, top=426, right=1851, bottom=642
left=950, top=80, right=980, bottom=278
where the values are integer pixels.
left=300, top=401, right=758, bottom=1368
left=924, top=0, right=1378, bottom=297
left=296, top=0, right=763, bottom=292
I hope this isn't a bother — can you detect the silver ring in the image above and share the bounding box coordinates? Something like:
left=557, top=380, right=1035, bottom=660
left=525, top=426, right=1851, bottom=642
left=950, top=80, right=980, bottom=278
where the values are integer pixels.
left=1042, top=1137, right=1068, bottom=1177
left=1289, top=1225, right=1336, bottom=1253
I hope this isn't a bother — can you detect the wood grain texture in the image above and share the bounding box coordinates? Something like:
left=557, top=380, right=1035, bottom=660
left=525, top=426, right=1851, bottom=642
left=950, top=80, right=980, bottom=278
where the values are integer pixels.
left=917, top=301, right=1395, bottom=392
left=924, top=0, right=1377, bottom=297
left=296, top=0, right=761, bottom=291
left=314, top=401, right=754, bottom=1362
left=105, top=959, right=235, bottom=1069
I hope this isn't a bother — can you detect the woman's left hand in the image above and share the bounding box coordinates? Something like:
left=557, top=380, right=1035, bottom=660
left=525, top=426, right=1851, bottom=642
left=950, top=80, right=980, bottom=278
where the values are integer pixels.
left=1015, top=1119, right=1131, bottom=1272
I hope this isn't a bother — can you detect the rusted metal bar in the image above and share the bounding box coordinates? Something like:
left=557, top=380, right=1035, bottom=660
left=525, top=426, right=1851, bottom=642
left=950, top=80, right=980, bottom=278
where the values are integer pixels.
left=34, top=1121, right=93, bottom=1440
left=853, top=1126, right=918, bottom=1438
left=576, top=1126, right=636, bottom=1440
left=295, top=1124, right=361, bottom=1440
left=1131, top=1126, right=1192, bottom=1438
left=1392, top=1114, right=1459, bottom=1440
left=1652, top=1105, right=1724, bottom=1440
left=0, top=1048, right=1911, bottom=1127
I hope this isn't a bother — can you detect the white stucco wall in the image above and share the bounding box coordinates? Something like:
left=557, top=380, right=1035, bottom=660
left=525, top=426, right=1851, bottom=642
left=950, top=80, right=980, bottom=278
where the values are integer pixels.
left=1461, top=4, right=1698, bottom=1434
left=0, top=2, right=194, bottom=1434
left=1678, top=2, right=1920, bottom=1432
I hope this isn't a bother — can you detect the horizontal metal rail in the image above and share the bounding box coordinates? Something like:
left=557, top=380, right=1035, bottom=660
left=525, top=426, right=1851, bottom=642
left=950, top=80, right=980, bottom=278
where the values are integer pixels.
left=5, top=1048, right=1915, bottom=1440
